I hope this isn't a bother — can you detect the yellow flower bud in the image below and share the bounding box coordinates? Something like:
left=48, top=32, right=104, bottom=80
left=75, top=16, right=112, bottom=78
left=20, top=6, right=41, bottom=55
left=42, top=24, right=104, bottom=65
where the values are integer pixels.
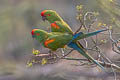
left=94, top=12, right=99, bottom=16
left=103, top=23, right=107, bottom=26
left=97, top=23, right=102, bottom=27
left=41, top=58, right=47, bottom=65
left=109, top=26, right=112, bottom=30
left=27, top=62, right=33, bottom=67
left=100, top=39, right=107, bottom=43
left=32, top=48, right=40, bottom=55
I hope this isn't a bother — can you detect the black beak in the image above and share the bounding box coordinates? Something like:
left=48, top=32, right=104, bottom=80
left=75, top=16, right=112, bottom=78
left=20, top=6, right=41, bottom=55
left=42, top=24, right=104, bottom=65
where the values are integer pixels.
left=42, top=16, right=47, bottom=21
left=32, top=35, right=35, bottom=38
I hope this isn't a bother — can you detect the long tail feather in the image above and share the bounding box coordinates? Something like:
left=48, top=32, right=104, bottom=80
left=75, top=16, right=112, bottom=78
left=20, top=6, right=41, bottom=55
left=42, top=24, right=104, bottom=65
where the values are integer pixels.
left=82, top=29, right=107, bottom=38
left=68, top=42, right=105, bottom=71
left=73, top=29, right=107, bottom=41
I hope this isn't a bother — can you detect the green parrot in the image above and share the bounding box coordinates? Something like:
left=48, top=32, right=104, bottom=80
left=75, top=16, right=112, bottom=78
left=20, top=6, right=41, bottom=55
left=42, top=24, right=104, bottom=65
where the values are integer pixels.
left=31, top=29, right=107, bottom=70
left=41, top=10, right=73, bottom=34
left=31, top=29, right=73, bottom=51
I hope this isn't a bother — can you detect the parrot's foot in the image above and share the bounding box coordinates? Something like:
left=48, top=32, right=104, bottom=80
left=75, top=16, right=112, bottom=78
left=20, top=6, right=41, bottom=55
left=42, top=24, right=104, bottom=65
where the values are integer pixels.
left=60, top=48, right=65, bottom=56
left=48, top=50, right=58, bottom=57
left=48, top=50, right=54, bottom=56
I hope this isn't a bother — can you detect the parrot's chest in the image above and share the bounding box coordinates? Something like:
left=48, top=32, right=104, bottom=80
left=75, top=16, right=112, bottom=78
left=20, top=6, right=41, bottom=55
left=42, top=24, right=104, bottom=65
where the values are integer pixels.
left=43, top=39, right=67, bottom=51
left=42, top=33, right=73, bottom=51
left=43, top=38, right=71, bottom=51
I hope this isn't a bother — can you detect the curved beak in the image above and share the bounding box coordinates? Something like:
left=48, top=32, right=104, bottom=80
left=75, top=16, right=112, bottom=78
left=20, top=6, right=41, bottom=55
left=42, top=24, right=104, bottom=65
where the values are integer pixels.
left=32, top=35, right=35, bottom=38
left=42, top=16, right=47, bottom=21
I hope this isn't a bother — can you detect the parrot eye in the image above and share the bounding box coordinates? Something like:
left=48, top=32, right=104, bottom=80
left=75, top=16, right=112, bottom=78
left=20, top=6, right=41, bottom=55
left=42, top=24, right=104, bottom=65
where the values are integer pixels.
left=47, top=14, right=51, bottom=16
left=36, top=33, right=40, bottom=36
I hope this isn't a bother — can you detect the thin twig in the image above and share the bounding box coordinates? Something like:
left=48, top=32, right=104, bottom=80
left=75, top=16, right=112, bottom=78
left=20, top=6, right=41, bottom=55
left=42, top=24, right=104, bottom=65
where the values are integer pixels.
left=62, top=57, right=120, bottom=72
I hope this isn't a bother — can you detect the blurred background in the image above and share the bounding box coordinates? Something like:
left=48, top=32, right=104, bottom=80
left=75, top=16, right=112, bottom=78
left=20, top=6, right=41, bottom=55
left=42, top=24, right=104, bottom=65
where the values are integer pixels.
left=0, top=0, right=120, bottom=80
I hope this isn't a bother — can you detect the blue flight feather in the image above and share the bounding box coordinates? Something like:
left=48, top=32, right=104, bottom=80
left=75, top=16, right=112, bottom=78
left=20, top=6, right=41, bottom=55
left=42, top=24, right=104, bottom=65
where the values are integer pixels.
left=68, top=42, right=105, bottom=71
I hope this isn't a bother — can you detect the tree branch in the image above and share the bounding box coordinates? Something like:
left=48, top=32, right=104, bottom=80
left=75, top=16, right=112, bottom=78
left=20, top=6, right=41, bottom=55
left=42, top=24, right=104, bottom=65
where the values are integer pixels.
left=61, top=57, right=120, bottom=72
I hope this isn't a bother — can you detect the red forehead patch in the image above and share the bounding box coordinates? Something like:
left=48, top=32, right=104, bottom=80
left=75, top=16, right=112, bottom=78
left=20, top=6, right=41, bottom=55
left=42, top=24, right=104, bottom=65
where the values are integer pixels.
left=31, top=30, right=34, bottom=35
left=31, top=29, right=38, bottom=35
left=41, top=10, right=47, bottom=16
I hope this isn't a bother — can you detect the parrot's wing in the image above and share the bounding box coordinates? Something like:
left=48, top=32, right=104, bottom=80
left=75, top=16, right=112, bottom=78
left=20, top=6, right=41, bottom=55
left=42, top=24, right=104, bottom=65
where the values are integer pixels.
left=51, top=21, right=73, bottom=34
left=44, top=32, right=73, bottom=50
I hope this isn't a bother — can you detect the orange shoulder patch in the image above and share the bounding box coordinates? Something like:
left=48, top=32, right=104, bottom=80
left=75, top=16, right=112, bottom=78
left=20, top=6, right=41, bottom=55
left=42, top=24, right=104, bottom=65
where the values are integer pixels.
left=51, top=23, right=60, bottom=29
left=44, top=39, right=55, bottom=47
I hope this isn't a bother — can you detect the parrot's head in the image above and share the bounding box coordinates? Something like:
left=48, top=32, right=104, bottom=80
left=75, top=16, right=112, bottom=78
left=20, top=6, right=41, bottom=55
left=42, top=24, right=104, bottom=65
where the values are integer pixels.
left=31, top=29, right=48, bottom=42
left=41, top=10, right=62, bottom=23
